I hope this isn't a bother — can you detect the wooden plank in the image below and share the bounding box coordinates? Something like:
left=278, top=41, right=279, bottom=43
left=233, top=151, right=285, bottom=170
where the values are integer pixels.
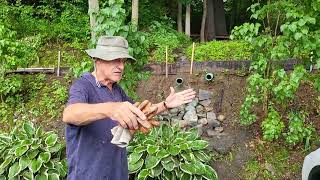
left=8, top=68, right=55, bottom=74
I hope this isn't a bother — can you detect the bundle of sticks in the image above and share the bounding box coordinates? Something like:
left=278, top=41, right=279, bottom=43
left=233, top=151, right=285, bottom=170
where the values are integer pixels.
left=130, top=100, right=161, bottom=134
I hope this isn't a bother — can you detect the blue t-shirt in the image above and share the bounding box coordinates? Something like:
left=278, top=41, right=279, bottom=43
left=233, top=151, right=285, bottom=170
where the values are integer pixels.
left=65, top=72, right=133, bottom=180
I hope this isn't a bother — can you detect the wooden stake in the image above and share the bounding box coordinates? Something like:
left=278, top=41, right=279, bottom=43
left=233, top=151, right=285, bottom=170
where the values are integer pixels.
left=165, top=46, right=168, bottom=78
left=57, top=51, right=61, bottom=76
left=190, top=42, right=195, bottom=74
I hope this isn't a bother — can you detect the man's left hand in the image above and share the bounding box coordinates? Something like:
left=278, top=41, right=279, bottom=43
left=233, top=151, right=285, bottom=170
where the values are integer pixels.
left=165, top=87, right=196, bottom=109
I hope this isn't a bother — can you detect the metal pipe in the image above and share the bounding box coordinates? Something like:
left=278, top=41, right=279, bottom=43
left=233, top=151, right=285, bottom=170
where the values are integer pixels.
left=205, top=72, right=214, bottom=81
left=176, top=77, right=183, bottom=86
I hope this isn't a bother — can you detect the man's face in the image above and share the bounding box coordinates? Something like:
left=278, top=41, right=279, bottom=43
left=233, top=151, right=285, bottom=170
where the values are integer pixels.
left=96, top=58, right=126, bottom=83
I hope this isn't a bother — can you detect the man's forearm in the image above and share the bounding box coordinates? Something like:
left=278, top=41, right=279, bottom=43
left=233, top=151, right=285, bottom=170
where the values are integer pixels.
left=62, top=103, right=115, bottom=126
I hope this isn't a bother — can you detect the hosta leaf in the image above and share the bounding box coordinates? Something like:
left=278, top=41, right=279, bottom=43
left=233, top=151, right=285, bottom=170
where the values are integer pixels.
left=194, top=161, right=206, bottom=175
left=128, top=152, right=143, bottom=164
left=133, top=146, right=146, bottom=154
left=162, top=170, right=175, bottom=180
left=128, top=158, right=144, bottom=173
left=145, top=155, right=161, bottom=169
left=186, top=129, right=198, bottom=141
left=193, top=175, right=203, bottom=180
left=27, top=149, right=39, bottom=159
left=48, top=173, right=59, bottom=180
left=36, top=127, right=44, bottom=138
left=55, top=162, right=67, bottom=177
left=0, top=156, right=13, bottom=173
left=173, top=138, right=184, bottom=144
left=190, top=140, right=208, bottom=150
left=168, top=145, right=180, bottom=156
left=0, top=175, right=6, bottom=180
left=147, top=145, right=159, bottom=154
left=48, top=143, right=62, bottom=153
left=137, top=169, right=149, bottom=180
left=156, top=149, right=169, bottom=159
left=35, top=173, right=48, bottom=180
left=149, top=163, right=163, bottom=177
left=161, top=124, right=173, bottom=139
left=179, top=143, right=189, bottom=151
left=44, top=161, right=54, bottom=169
left=19, top=156, right=31, bottom=171
left=29, top=159, right=42, bottom=173
left=203, top=165, right=218, bottom=180
left=180, top=162, right=195, bottom=175
left=31, top=142, right=41, bottom=150
left=15, top=145, right=29, bottom=156
left=45, top=134, right=58, bottom=147
left=8, top=162, right=21, bottom=178
left=21, top=170, right=33, bottom=180
left=194, top=151, right=211, bottom=162
left=20, top=139, right=33, bottom=146
left=23, top=122, right=35, bottom=136
left=161, top=159, right=175, bottom=172
left=39, top=152, right=51, bottom=163
left=181, top=172, right=192, bottom=180
left=0, top=134, right=11, bottom=144
left=181, top=152, right=196, bottom=162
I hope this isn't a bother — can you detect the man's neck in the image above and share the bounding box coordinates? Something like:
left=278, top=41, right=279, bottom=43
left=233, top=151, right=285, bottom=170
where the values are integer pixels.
left=91, top=72, right=114, bottom=90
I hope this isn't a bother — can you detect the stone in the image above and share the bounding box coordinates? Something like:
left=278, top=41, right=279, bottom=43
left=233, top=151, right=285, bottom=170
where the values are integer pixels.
left=199, top=99, right=211, bottom=107
left=205, top=106, right=214, bottom=112
left=199, top=89, right=213, bottom=100
left=217, top=115, right=226, bottom=122
left=177, top=111, right=185, bottom=120
left=207, top=111, right=217, bottom=121
left=197, top=113, right=207, bottom=118
left=196, top=105, right=204, bottom=113
left=185, top=105, right=196, bottom=111
left=160, top=110, right=170, bottom=116
left=187, top=98, right=199, bottom=107
left=179, top=120, right=189, bottom=128
left=215, top=127, right=224, bottom=133
left=198, top=118, right=208, bottom=125
left=196, top=124, right=204, bottom=136
left=206, top=129, right=220, bottom=137
left=183, top=109, right=198, bottom=123
left=204, top=133, right=234, bottom=155
left=169, top=108, right=179, bottom=115
left=177, top=104, right=186, bottom=111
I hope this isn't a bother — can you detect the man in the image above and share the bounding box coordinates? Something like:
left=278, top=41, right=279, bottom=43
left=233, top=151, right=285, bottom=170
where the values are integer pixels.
left=62, top=36, right=196, bottom=180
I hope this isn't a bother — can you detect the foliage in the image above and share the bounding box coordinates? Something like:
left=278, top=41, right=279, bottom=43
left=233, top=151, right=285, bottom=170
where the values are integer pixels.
left=94, top=0, right=150, bottom=99
left=261, top=106, right=285, bottom=141
left=284, top=111, right=315, bottom=147
left=128, top=124, right=218, bottom=180
left=0, top=121, right=67, bottom=179
left=145, top=20, right=191, bottom=63
left=185, top=40, right=253, bottom=61
left=232, top=0, right=319, bottom=144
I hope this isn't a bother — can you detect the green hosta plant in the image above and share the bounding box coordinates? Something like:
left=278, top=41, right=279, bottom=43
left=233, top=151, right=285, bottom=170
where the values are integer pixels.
left=0, top=121, right=67, bottom=179
left=128, top=124, right=217, bottom=180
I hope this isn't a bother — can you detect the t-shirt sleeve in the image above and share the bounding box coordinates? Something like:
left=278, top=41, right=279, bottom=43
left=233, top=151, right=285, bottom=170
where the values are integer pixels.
left=66, top=79, right=89, bottom=106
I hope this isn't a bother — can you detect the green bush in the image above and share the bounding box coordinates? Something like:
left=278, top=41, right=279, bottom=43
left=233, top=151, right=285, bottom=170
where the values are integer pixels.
left=0, top=121, right=67, bottom=179
left=185, top=40, right=253, bottom=61
left=261, top=106, right=285, bottom=141
left=145, top=21, right=191, bottom=63
left=128, top=124, right=218, bottom=180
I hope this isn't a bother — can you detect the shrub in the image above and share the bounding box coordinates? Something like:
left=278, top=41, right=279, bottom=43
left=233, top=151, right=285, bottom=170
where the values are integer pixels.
left=128, top=124, right=218, bottom=180
left=0, top=121, right=67, bottom=179
left=185, top=40, right=253, bottom=61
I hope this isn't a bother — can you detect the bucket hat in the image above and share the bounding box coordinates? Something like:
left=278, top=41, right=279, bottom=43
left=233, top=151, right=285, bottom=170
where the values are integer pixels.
left=85, top=36, right=136, bottom=61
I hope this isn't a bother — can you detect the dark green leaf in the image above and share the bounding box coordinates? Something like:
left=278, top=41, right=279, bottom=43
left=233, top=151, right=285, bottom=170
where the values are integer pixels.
left=149, top=163, right=163, bottom=177
left=48, top=143, right=62, bottom=153
left=45, top=134, right=58, bottom=147
left=23, top=122, right=35, bottom=136
left=145, top=155, right=161, bottom=169
left=180, top=162, right=195, bottom=175
left=38, top=152, right=51, bottom=163
left=8, top=162, right=21, bottom=178
left=48, top=173, right=59, bottom=180
left=129, top=158, right=144, bottom=174
left=147, top=145, right=159, bottom=154
left=19, top=156, right=31, bottom=171
left=35, top=173, right=48, bottom=180
left=27, top=149, right=39, bottom=159
left=194, top=151, right=211, bottom=162
left=128, top=152, right=143, bottom=164
left=0, top=156, right=13, bottom=173
left=190, top=140, right=209, bottom=150
left=133, top=146, right=146, bottom=154
left=29, top=159, right=42, bottom=173
left=181, top=173, right=192, bottom=180
left=168, top=145, right=180, bottom=156
left=203, top=165, right=218, bottom=180
left=137, top=169, right=149, bottom=180
left=21, top=170, right=33, bottom=180
left=35, top=127, right=44, bottom=138
left=15, top=145, right=29, bottom=156
left=156, top=149, right=169, bottom=159
left=161, top=158, right=175, bottom=172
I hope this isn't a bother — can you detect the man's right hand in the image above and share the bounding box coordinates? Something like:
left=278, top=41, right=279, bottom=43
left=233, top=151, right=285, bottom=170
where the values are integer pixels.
left=110, top=101, right=148, bottom=130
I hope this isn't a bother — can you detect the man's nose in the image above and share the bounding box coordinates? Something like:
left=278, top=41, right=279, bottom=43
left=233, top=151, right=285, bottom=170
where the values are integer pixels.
left=117, top=61, right=125, bottom=70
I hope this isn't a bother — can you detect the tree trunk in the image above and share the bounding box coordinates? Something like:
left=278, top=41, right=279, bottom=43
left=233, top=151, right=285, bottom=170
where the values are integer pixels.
left=206, top=0, right=215, bottom=40
left=205, top=0, right=227, bottom=40
left=177, top=1, right=183, bottom=32
left=200, top=0, right=207, bottom=42
left=131, top=0, right=139, bottom=27
left=88, top=0, right=99, bottom=40
left=185, top=4, right=191, bottom=37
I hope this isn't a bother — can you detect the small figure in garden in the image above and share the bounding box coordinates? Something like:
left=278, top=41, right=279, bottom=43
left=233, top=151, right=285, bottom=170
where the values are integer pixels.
left=62, top=36, right=196, bottom=180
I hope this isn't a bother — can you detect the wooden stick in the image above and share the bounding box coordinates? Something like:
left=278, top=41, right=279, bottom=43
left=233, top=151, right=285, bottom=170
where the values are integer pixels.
left=190, top=42, right=195, bottom=75
left=57, top=51, right=61, bottom=77
left=166, top=46, right=168, bottom=78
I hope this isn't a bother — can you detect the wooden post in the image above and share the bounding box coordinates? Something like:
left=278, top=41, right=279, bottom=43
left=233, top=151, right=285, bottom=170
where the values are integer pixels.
left=57, top=51, right=61, bottom=76
left=190, top=42, right=195, bottom=75
left=165, top=46, right=168, bottom=78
